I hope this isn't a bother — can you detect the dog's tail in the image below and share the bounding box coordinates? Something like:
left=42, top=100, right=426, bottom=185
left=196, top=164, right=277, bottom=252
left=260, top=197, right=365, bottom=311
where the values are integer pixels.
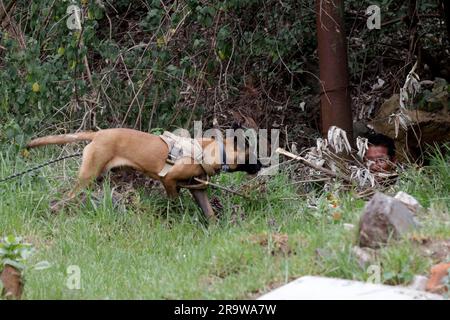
left=27, top=131, right=97, bottom=148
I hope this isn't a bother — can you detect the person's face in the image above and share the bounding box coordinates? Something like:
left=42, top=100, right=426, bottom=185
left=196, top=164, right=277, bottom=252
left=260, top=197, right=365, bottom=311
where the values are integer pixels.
left=365, top=145, right=394, bottom=172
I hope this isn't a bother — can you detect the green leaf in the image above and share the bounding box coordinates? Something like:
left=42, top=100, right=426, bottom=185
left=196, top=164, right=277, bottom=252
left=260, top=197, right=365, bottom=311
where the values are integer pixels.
left=6, top=235, right=19, bottom=244
left=33, top=260, right=52, bottom=271
left=150, top=127, right=164, bottom=135
left=20, top=247, right=35, bottom=260
left=3, top=259, right=25, bottom=271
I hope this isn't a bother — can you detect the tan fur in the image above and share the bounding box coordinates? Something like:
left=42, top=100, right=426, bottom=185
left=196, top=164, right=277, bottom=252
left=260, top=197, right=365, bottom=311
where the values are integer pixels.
left=27, top=131, right=97, bottom=148
left=27, top=128, right=239, bottom=221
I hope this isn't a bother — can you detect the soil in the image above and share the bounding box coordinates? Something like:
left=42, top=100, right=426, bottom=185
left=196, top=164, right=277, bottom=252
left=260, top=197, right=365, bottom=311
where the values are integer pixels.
left=249, top=233, right=292, bottom=256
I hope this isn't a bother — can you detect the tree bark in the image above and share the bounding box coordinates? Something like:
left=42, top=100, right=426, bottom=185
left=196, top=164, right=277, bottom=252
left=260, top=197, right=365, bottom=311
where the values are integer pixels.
left=316, top=0, right=353, bottom=143
left=442, top=0, right=450, bottom=41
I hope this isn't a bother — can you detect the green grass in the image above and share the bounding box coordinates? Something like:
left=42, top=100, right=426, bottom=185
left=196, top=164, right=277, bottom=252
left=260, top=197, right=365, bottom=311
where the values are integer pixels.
left=0, top=144, right=449, bottom=299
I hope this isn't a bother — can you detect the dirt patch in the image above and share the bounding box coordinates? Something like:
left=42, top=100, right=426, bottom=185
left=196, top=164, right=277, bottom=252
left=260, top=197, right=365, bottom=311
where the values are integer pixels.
left=199, top=275, right=223, bottom=291
left=411, top=236, right=450, bottom=263
left=248, top=233, right=293, bottom=256
left=107, top=167, right=159, bottom=190
left=90, top=167, right=162, bottom=207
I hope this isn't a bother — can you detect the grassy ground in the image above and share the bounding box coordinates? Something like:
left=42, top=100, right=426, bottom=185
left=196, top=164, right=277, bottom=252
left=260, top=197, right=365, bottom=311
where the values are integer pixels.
left=0, top=144, right=449, bottom=299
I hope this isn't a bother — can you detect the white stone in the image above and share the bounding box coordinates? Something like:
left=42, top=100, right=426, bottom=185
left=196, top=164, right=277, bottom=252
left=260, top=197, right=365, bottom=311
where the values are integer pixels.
left=257, top=276, right=443, bottom=300
left=343, top=223, right=355, bottom=230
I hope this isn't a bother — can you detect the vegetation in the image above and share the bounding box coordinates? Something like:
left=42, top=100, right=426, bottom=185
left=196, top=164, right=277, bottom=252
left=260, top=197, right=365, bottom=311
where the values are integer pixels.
left=1, top=1, right=447, bottom=146
left=0, top=145, right=448, bottom=299
left=1, top=0, right=449, bottom=299
left=0, top=235, right=34, bottom=272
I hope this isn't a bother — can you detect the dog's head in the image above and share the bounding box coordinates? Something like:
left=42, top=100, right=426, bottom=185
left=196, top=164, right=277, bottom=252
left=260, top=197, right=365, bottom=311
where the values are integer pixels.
left=222, top=123, right=263, bottom=175
left=200, top=122, right=266, bottom=175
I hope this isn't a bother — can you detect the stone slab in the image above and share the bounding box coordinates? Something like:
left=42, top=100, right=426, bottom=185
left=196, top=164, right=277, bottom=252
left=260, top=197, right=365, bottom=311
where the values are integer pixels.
left=257, top=276, right=443, bottom=300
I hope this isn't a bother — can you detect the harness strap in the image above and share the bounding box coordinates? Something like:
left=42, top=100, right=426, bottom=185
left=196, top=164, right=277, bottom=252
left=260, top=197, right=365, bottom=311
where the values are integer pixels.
left=218, top=140, right=229, bottom=172
left=158, top=132, right=230, bottom=177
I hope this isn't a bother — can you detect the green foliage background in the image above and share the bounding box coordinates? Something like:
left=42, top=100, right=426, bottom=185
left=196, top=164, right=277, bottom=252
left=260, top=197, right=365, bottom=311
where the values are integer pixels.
left=0, top=0, right=313, bottom=142
left=0, top=0, right=447, bottom=148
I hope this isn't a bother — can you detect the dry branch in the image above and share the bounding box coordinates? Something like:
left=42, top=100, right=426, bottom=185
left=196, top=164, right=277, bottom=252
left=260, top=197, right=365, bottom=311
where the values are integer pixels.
left=0, top=0, right=16, bottom=24
left=276, top=147, right=353, bottom=184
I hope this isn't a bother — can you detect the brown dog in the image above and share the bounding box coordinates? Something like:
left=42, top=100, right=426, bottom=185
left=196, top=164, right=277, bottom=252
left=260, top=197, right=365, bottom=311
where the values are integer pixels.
left=27, top=128, right=262, bottom=221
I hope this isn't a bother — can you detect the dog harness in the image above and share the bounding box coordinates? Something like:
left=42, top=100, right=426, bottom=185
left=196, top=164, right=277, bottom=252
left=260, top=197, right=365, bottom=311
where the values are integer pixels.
left=158, top=131, right=228, bottom=177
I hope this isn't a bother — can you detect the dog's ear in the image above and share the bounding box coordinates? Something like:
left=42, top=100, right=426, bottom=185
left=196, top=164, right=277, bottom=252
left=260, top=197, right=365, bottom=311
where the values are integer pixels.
left=241, top=115, right=258, bottom=130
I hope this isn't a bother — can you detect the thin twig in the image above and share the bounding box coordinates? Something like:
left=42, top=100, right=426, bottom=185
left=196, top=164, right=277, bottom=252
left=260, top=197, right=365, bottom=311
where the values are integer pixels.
left=178, top=177, right=250, bottom=199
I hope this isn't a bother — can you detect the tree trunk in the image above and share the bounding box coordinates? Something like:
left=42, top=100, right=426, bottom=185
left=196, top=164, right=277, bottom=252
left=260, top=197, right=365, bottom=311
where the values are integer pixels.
left=316, top=0, right=353, bottom=143
left=442, top=0, right=450, bottom=41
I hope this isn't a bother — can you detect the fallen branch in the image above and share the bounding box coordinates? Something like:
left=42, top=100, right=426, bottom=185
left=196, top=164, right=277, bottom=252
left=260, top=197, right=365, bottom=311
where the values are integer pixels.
left=356, top=188, right=376, bottom=199
left=276, top=147, right=353, bottom=184
left=289, top=177, right=331, bottom=185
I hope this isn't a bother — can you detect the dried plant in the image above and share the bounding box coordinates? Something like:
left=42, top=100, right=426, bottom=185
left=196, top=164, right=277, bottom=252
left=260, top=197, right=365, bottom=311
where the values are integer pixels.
left=327, top=126, right=352, bottom=154
left=356, top=136, right=368, bottom=160
left=278, top=126, right=397, bottom=197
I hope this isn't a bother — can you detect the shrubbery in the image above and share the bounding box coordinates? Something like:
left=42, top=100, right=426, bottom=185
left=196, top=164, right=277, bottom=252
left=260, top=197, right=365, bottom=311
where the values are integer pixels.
left=0, top=0, right=447, bottom=148
left=0, top=0, right=319, bottom=143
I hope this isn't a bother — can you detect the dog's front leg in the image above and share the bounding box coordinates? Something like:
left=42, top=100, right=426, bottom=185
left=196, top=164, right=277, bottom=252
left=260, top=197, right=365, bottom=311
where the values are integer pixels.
left=189, top=189, right=216, bottom=222
left=162, top=179, right=180, bottom=199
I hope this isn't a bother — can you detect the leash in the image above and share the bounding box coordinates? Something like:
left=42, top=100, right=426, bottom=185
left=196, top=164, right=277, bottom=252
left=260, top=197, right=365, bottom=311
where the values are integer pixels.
left=0, top=152, right=82, bottom=184
left=177, top=177, right=250, bottom=199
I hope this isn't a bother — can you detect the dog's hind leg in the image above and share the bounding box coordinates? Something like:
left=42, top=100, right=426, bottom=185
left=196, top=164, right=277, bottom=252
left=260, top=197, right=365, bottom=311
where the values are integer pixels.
left=51, top=143, right=109, bottom=212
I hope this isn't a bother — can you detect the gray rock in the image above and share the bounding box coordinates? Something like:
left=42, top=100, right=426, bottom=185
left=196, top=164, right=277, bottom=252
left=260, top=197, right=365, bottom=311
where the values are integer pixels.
left=358, top=192, right=418, bottom=248
left=394, top=191, right=422, bottom=214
